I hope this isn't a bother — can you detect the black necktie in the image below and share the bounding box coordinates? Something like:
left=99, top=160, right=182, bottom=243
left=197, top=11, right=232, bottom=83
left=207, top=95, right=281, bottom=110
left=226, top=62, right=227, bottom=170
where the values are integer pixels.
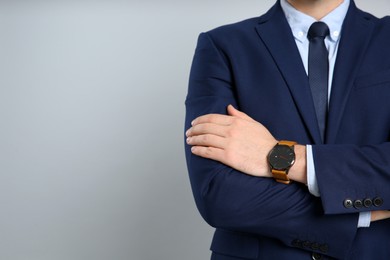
left=308, top=21, right=330, bottom=142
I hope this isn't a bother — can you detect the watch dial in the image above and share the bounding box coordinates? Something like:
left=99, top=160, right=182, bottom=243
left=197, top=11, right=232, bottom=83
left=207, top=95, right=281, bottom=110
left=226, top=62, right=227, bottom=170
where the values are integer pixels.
left=268, top=145, right=295, bottom=170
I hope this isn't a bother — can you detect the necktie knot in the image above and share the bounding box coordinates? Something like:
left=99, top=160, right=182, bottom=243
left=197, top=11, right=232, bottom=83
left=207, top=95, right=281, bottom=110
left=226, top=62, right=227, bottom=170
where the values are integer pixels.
left=308, top=21, right=330, bottom=40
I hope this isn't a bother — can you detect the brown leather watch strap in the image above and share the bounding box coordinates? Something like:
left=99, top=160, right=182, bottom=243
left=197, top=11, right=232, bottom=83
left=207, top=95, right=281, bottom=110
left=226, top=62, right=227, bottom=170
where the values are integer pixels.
left=272, top=169, right=291, bottom=184
left=278, top=140, right=297, bottom=147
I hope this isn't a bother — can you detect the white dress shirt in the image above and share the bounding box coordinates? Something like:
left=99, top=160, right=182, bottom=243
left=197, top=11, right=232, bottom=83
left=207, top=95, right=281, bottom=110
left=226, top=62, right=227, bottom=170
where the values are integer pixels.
left=280, top=0, right=371, bottom=228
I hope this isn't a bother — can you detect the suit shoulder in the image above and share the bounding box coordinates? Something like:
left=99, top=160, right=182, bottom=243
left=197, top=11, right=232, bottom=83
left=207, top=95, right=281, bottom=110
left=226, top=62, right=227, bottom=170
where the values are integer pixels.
left=196, top=3, right=277, bottom=44
left=203, top=17, right=260, bottom=39
left=370, top=15, right=390, bottom=34
left=358, top=8, right=390, bottom=27
left=377, top=15, right=390, bottom=27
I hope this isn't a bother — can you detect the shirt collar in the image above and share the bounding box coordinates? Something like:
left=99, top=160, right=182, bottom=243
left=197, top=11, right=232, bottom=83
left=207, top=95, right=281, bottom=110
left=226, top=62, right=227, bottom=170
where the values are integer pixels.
left=280, top=0, right=350, bottom=43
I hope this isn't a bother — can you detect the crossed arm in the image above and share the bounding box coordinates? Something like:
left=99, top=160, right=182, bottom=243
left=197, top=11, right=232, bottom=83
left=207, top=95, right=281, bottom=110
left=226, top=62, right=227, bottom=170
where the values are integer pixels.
left=186, top=104, right=390, bottom=222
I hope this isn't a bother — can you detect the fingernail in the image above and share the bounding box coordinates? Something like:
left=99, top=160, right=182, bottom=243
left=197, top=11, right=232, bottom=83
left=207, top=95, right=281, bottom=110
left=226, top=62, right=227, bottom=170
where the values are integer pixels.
left=186, top=137, right=191, bottom=143
left=185, top=130, right=190, bottom=136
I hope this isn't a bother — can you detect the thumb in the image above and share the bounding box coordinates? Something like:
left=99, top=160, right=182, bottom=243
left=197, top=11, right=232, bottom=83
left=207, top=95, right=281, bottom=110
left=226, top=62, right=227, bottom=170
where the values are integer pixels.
left=227, top=104, right=255, bottom=121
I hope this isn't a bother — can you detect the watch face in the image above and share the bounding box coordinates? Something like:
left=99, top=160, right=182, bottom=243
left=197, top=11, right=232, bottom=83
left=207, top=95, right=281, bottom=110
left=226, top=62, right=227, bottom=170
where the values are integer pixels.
left=268, top=145, right=295, bottom=170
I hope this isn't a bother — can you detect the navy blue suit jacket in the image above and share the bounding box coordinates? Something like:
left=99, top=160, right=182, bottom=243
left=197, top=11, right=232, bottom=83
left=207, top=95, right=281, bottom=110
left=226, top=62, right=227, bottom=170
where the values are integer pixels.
left=185, top=1, right=390, bottom=259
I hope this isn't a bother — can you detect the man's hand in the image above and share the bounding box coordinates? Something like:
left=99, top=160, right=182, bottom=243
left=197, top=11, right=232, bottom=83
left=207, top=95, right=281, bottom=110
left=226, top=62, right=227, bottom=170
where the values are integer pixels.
left=186, top=105, right=277, bottom=177
left=371, top=210, right=390, bottom=222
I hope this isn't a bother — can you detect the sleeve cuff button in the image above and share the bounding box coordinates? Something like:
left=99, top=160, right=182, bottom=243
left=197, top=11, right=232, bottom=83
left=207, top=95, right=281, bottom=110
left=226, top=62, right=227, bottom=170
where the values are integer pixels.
left=344, top=199, right=353, bottom=208
left=373, top=197, right=383, bottom=207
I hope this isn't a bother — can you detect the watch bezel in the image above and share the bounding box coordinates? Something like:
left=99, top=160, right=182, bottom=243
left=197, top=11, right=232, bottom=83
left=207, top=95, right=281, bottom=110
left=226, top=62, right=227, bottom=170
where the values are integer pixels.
left=268, top=144, right=296, bottom=171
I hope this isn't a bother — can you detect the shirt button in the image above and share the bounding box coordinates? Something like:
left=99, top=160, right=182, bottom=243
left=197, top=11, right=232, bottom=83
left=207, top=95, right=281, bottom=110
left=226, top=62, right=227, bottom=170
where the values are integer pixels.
left=298, top=31, right=304, bottom=37
left=333, top=31, right=340, bottom=37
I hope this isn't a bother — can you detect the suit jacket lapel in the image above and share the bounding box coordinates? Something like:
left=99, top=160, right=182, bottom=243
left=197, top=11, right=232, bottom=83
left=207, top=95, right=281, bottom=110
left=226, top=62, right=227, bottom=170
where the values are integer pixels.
left=255, top=2, right=323, bottom=144
left=326, top=1, right=375, bottom=143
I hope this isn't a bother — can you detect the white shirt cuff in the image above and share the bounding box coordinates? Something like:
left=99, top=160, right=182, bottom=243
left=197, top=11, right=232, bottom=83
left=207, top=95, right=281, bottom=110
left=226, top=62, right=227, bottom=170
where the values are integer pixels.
left=358, top=211, right=371, bottom=228
left=306, top=145, right=320, bottom=197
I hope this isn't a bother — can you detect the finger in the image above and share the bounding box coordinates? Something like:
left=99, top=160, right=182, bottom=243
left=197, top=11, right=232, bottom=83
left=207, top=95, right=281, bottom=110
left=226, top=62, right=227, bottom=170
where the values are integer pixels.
left=192, top=113, right=233, bottom=126
left=186, top=123, right=228, bottom=138
left=187, top=134, right=227, bottom=149
left=227, top=104, right=255, bottom=122
left=191, top=145, right=225, bottom=162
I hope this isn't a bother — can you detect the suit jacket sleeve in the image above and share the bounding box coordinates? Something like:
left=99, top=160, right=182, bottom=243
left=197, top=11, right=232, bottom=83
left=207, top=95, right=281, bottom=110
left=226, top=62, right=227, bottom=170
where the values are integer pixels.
left=185, top=32, right=359, bottom=259
left=313, top=143, right=390, bottom=214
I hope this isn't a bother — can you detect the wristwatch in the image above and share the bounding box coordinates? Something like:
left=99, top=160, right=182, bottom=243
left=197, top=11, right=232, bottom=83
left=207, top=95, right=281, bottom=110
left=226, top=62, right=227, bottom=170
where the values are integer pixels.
left=267, top=140, right=297, bottom=184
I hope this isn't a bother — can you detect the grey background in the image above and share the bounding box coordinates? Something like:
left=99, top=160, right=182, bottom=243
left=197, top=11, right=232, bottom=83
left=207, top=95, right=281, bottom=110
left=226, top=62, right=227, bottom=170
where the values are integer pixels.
left=0, top=1, right=388, bottom=259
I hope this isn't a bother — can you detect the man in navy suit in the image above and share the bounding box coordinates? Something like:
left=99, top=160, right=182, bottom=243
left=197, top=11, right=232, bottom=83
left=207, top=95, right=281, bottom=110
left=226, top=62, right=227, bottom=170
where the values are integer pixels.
left=185, top=0, right=390, bottom=259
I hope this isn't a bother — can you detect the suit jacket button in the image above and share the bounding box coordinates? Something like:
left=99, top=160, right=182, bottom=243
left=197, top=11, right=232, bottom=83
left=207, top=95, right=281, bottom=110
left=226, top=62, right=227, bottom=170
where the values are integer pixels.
left=354, top=199, right=363, bottom=209
left=363, top=198, right=372, bottom=208
left=319, top=244, right=329, bottom=253
left=311, top=242, right=320, bottom=251
left=312, top=253, right=323, bottom=260
left=302, top=240, right=310, bottom=248
left=291, top=239, right=302, bottom=248
left=344, top=199, right=353, bottom=208
left=373, top=197, right=383, bottom=207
